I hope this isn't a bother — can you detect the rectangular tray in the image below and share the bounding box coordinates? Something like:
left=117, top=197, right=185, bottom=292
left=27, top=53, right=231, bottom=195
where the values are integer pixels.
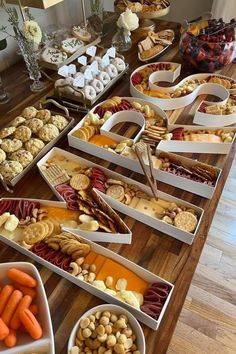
left=55, top=62, right=129, bottom=107
left=3, top=100, right=74, bottom=187
left=159, top=124, right=236, bottom=154
left=0, top=197, right=132, bottom=245
left=0, top=230, right=174, bottom=331
left=37, top=147, right=204, bottom=245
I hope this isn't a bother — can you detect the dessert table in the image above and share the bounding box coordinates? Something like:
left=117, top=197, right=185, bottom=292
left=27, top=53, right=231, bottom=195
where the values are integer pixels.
left=0, top=18, right=235, bottom=354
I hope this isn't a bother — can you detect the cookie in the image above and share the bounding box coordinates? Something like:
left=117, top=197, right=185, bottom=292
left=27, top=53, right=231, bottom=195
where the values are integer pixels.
left=11, top=116, right=26, bottom=127
left=1, top=138, right=23, bottom=153
left=0, top=127, right=16, bottom=139
left=106, top=185, right=125, bottom=201
left=49, top=115, right=69, bottom=131
left=0, top=160, right=23, bottom=180
left=21, top=106, right=38, bottom=119
left=25, top=118, right=44, bottom=134
left=174, top=211, right=198, bottom=233
left=36, top=109, right=51, bottom=124
left=22, top=221, right=49, bottom=245
left=8, top=149, right=33, bottom=168
left=25, top=138, right=45, bottom=157
left=0, top=149, right=6, bottom=163
left=38, top=124, right=59, bottom=142
left=41, top=47, right=68, bottom=64
left=61, top=37, right=83, bottom=54
left=70, top=173, right=90, bottom=190
left=14, top=125, right=32, bottom=142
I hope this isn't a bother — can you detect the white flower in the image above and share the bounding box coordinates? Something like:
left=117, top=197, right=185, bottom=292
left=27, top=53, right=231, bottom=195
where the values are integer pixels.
left=117, top=9, right=139, bottom=35
left=22, top=20, right=42, bottom=44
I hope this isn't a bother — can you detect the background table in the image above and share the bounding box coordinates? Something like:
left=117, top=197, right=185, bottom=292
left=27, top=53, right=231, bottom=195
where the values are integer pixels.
left=0, top=19, right=235, bottom=354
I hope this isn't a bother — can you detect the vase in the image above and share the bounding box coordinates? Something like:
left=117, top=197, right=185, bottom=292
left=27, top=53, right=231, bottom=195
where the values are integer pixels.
left=111, top=28, right=132, bottom=52
left=17, top=36, right=44, bottom=92
left=0, top=75, right=11, bottom=105
left=90, top=0, right=104, bottom=36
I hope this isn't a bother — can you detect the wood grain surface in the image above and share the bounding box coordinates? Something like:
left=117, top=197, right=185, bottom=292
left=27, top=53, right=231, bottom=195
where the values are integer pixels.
left=0, top=19, right=235, bottom=354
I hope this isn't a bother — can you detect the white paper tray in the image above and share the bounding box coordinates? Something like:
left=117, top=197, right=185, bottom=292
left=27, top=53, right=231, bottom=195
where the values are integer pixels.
left=0, top=262, right=54, bottom=354
left=37, top=147, right=204, bottom=245
left=129, top=61, right=236, bottom=126
left=159, top=124, right=236, bottom=154
left=0, top=197, right=132, bottom=245
left=0, top=232, right=174, bottom=331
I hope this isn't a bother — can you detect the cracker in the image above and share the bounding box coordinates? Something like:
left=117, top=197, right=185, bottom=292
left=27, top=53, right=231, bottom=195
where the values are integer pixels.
left=174, top=211, right=198, bottom=233
left=70, top=173, right=90, bottom=190
left=44, top=164, right=70, bottom=186
left=23, top=221, right=49, bottom=244
left=106, top=185, right=125, bottom=201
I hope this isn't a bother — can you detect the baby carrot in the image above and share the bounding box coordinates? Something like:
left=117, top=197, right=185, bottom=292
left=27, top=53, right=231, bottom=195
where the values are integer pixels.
left=2, top=290, right=23, bottom=326
left=4, top=329, right=17, bottom=348
left=0, top=285, right=14, bottom=315
left=13, top=283, right=37, bottom=299
left=10, top=295, right=32, bottom=330
left=19, top=309, right=42, bottom=340
left=0, top=318, right=9, bottom=340
left=29, top=304, right=39, bottom=316
left=7, top=268, right=37, bottom=288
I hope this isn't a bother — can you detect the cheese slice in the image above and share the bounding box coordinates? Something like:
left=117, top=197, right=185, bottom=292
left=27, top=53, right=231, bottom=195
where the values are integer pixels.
left=129, top=197, right=140, bottom=209
left=189, top=133, right=221, bottom=142
left=43, top=206, right=78, bottom=222
left=134, top=198, right=164, bottom=217
left=96, top=259, right=148, bottom=294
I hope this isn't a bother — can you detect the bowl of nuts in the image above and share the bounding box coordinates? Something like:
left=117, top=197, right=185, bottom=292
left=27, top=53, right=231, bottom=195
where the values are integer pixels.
left=68, top=304, right=145, bottom=354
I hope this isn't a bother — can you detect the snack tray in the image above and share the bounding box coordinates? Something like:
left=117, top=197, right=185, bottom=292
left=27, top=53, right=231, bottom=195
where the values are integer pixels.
left=55, top=59, right=129, bottom=108
left=0, top=262, right=54, bottom=354
left=130, top=62, right=236, bottom=126
left=37, top=147, right=204, bottom=245
left=138, top=30, right=175, bottom=62
left=67, top=97, right=226, bottom=197
left=3, top=99, right=74, bottom=187
left=0, top=197, right=132, bottom=245
left=114, top=4, right=170, bottom=19
left=39, top=36, right=101, bottom=70
left=0, top=231, right=174, bottom=331
left=67, top=304, right=146, bottom=354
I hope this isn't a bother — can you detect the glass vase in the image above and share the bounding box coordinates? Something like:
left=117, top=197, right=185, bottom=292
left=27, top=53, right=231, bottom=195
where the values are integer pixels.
left=90, top=0, right=104, bottom=36
left=112, top=28, right=132, bottom=52
left=0, top=76, right=11, bottom=104
left=17, top=36, right=44, bottom=92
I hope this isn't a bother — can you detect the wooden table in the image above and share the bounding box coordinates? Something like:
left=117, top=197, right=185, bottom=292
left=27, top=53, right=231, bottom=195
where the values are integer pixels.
left=0, top=19, right=235, bottom=354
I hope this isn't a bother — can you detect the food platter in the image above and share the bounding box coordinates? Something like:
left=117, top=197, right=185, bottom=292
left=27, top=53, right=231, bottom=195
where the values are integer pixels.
left=0, top=99, right=74, bottom=189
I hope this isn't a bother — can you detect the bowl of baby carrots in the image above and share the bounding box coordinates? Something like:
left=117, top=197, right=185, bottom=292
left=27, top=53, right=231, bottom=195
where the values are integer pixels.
left=0, top=262, right=54, bottom=354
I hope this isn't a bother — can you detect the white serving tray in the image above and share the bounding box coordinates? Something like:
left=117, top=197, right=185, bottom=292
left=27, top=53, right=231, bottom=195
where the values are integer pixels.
left=37, top=147, right=204, bottom=245
left=0, top=197, right=132, bottom=245
left=159, top=124, right=236, bottom=154
left=155, top=149, right=222, bottom=199
left=67, top=304, right=146, bottom=354
left=0, top=262, right=54, bottom=354
left=129, top=61, right=236, bottom=126
left=0, top=231, right=174, bottom=331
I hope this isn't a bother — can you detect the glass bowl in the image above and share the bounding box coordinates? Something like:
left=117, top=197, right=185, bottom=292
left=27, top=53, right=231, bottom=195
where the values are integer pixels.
left=179, top=31, right=236, bottom=72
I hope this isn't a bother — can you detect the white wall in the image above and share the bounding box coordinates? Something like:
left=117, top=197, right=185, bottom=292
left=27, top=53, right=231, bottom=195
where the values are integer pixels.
left=0, top=0, right=214, bottom=71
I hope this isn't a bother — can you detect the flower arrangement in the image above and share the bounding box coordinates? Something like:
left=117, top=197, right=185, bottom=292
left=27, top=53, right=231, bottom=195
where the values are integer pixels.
left=0, top=0, right=44, bottom=92
left=117, top=8, right=139, bottom=35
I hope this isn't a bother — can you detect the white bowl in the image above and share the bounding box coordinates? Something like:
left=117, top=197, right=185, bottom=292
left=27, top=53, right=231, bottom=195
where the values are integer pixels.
left=67, top=304, right=146, bottom=354
left=0, top=262, right=54, bottom=354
